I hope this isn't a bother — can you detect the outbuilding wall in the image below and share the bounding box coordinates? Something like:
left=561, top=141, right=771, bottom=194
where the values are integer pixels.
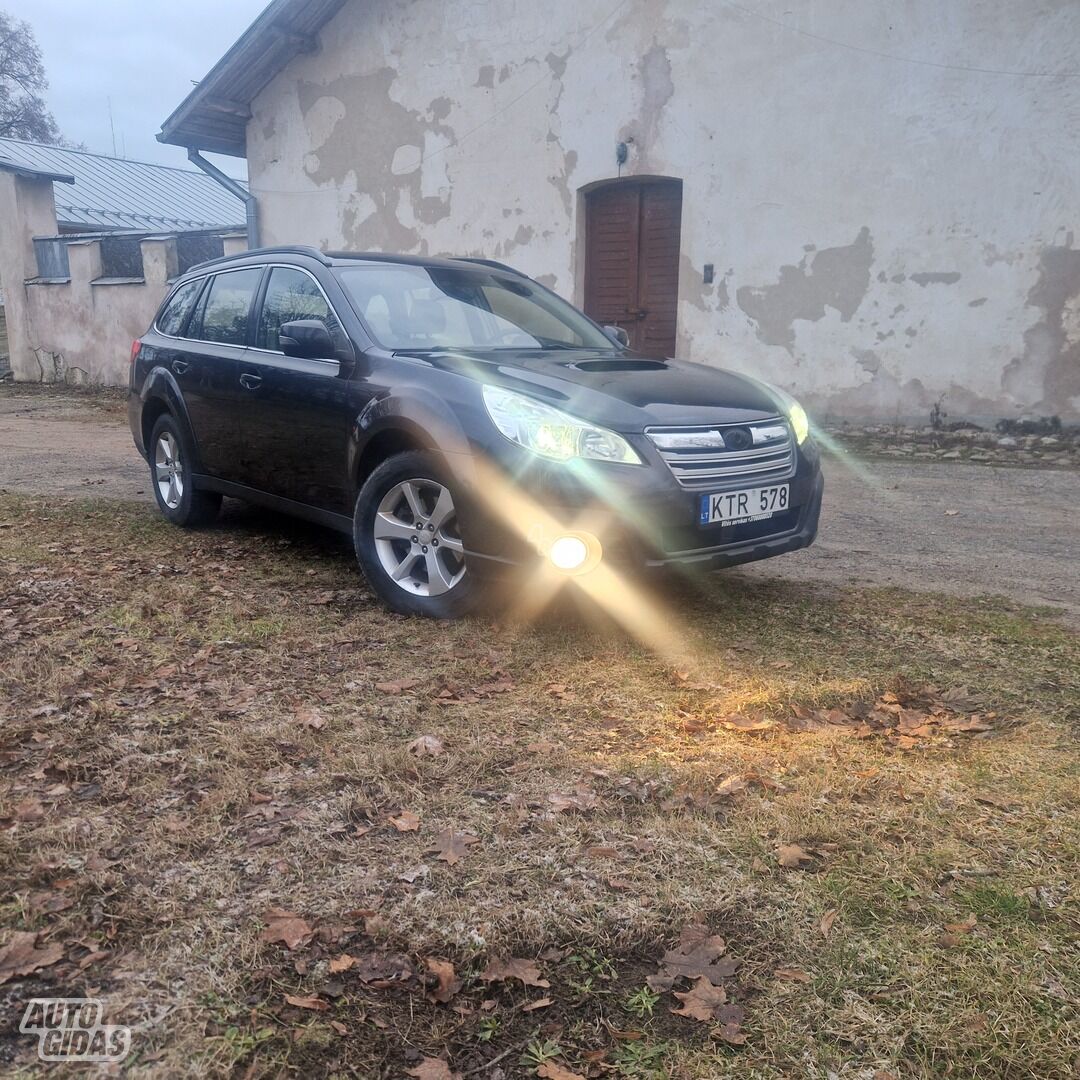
left=246, top=0, right=1080, bottom=423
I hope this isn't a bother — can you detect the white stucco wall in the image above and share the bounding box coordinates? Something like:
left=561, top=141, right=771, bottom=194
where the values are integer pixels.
left=246, top=0, right=1080, bottom=422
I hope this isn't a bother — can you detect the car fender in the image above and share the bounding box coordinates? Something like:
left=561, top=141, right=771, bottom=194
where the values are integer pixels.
left=352, top=388, right=478, bottom=477
left=140, top=367, right=202, bottom=470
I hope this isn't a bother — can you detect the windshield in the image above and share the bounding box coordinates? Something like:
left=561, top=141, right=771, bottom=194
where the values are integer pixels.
left=335, top=264, right=615, bottom=351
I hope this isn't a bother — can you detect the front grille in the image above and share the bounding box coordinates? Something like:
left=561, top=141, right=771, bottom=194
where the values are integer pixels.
left=645, top=417, right=794, bottom=490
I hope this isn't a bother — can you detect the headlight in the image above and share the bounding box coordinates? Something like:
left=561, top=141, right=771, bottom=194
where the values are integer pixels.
left=758, top=381, right=811, bottom=445
left=787, top=401, right=809, bottom=445
left=482, top=386, right=641, bottom=464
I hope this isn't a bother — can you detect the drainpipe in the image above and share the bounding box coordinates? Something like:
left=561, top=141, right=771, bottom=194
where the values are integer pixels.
left=186, top=148, right=259, bottom=249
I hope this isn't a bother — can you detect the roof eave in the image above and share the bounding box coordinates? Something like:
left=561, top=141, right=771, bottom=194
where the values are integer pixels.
left=0, top=160, right=76, bottom=184
left=157, top=0, right=347, bottom=158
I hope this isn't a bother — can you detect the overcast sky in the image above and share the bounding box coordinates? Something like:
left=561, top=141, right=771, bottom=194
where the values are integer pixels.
left=3, top=0, right=267, bottom=175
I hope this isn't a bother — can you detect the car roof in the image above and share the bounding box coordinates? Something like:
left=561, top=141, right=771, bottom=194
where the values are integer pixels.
left=182, top=245, right=525, bottom=278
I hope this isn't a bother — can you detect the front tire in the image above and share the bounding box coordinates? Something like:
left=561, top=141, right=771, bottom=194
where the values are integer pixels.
left=353, top=450, right=482, bottom=618
left=148, top=413, right=221, bottom=527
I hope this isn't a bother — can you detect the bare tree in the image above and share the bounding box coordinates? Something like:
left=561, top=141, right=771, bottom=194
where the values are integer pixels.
left=0, top=10, right=60, bottom=143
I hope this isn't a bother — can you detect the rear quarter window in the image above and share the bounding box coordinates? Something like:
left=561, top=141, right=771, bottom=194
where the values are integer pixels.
left=193, top=268, right=263, bottom=345
left=155, top=278, right=203, bottom=337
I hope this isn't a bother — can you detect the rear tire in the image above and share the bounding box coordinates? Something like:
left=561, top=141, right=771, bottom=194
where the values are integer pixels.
left=148, top=413, right=221, bottom=527
left=353, top=450, right=482, bottom=618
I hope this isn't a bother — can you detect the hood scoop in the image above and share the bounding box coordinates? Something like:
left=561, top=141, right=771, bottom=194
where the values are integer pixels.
left=571, top=358, right=668, bottom=373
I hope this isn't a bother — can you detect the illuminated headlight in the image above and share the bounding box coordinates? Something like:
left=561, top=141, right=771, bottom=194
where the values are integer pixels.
left=758, top=381, right=811, bottom=445
left=787, top=401, right=809, bottom=445
left=482, top=386, right=642, bottom=464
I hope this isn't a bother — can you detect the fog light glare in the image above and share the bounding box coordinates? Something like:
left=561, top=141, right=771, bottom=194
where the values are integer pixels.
left=548, top=531, right=600, bottom=574
left=549, top=535, right=589, bottom=571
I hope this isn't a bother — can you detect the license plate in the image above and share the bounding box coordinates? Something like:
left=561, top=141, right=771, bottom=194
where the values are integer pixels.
left=699, top=484, right=789, bottom=526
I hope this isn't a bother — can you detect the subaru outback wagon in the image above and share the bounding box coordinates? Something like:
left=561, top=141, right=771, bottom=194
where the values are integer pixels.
left=129, top=246, right=823, bottom=618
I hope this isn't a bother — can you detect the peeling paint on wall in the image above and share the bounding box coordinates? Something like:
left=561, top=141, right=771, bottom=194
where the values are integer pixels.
left=1004, top=245, right=1080, bottom=412
left=910, top=271, right=962, bottom=286
left=298, top=68, right=454, bottom=251
left=736, top=228, right=874, bottom=351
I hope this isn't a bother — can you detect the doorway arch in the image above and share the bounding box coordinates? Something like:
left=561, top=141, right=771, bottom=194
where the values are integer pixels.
left=582, top=177, right=683, bottom=357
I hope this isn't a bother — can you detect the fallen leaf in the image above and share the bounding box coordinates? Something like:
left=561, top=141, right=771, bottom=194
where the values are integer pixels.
left=720, top=713, right=774, bottom=733
left=715, top=774, right=749, bottom=797
left=284, top=993, right=328, bottom=1012
left=407, top=735, right=445, bottom=757
left=537, top=1063, right=585, bottom=1080
left=522, top=996, right=553, bottom=1012
left=427, top=829, right=480, bottom=866
left=710, top=1002, right=747, bottom=1045
left=584, top=845, right=618, bottom=859
left=819, top=909, right=838, bottom=937
left=548, top=787, right=600, bottom=813
left=391, top=810, right=422, bottom=832
left=480, top=957, right=550, bottom=988
left=0, top=931, right=64, bottom=984
left=671, top=975, right=728, bottom=1022
left=259, top=909, right=314, bottom=951
left=425, top=958, right=462, bottom=1004
left=376, top=678, right=420, bottom=695
left=940, top=913, right=979, bottom=945
left=329, top=953, right=356, bottom=973
left=351, top=950, right=415, bottom=985
left=659, top=923, right=739, bottom=984
left=406, top=1057, right=461, bottom=1080
left=774, top=966, right=812, bottom=983
left=974, top=792, right=1015, bottom=810
left=776, top=843, right=814, bottom=869
left=15, top=798, right=45, bottom=822
left=28, top=890, right=74, bottom=916
left=295, top=708, right=326, bottom=730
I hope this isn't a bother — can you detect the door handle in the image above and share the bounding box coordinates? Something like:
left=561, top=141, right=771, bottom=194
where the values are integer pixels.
left=239, top=373, right=262, bottom=390
left=172, top=359, right=189, bottom=375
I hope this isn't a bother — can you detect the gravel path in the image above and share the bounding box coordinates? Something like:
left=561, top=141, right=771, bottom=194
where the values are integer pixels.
left=2, top=387, right=1077, bottom=623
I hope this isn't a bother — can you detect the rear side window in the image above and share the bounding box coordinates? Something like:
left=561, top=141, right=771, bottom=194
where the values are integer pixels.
left=155, top=278, right=202, bottom=336
left=257, top=267, right=336, bottom=351
left=192, top=268, right=262, bottom=345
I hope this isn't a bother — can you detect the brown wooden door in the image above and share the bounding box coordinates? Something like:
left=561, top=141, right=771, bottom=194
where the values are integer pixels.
left=584, top=179, right=682, bottom=357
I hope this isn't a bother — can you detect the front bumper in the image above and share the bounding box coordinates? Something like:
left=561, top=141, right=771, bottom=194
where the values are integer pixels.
left=454, top=439, right=824, bottom=574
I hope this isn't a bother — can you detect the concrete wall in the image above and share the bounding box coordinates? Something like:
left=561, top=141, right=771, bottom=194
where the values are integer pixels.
left=246, top=0, right=1080, bottom=423
left=0, top=171, right=247, bottom=385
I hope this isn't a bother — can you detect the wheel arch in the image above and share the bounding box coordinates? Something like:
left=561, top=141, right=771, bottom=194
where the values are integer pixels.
left=140, top=368, right=201, bottom=471
left=349, top=389, right=476, bottom=500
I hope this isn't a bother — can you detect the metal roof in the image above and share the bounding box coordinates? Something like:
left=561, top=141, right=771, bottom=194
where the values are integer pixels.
left=158, top=0, right=348, bottom=157
left=0, top=137, right=245, bottom=231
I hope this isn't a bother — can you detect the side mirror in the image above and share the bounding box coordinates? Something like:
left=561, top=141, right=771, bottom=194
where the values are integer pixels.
left=279, top=319, right=334, bottom=360
left=604, top=324, right=630, bottom=348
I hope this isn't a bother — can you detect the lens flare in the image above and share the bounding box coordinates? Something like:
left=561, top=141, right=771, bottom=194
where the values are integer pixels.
left=549, top=535, right=589, bottom=571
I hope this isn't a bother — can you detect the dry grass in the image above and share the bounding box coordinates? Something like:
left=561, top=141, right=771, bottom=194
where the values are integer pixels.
left=0, top=493, right=1077, bottom=1078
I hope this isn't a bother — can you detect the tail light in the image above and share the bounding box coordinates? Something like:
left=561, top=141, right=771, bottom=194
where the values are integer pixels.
left=130, top=339, right=141, bottom=365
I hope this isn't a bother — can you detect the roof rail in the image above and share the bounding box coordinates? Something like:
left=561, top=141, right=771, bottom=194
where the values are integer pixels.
left=187, top=244, right=332, bottom=273
left=456, top=256, right=528, bottom=277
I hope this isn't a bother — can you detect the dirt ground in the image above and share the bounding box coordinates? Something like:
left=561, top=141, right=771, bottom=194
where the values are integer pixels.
left=1, top=385, right=1076, bottom=625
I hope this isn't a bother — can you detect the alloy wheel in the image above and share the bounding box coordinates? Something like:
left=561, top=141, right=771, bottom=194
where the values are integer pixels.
left=372, top=478, right=466, bottom=596
left=154, top=431, right=184, bottom=509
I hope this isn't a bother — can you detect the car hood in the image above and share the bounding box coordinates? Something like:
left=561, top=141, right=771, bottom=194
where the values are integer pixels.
left=396, top=348, right=785, bottom=429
